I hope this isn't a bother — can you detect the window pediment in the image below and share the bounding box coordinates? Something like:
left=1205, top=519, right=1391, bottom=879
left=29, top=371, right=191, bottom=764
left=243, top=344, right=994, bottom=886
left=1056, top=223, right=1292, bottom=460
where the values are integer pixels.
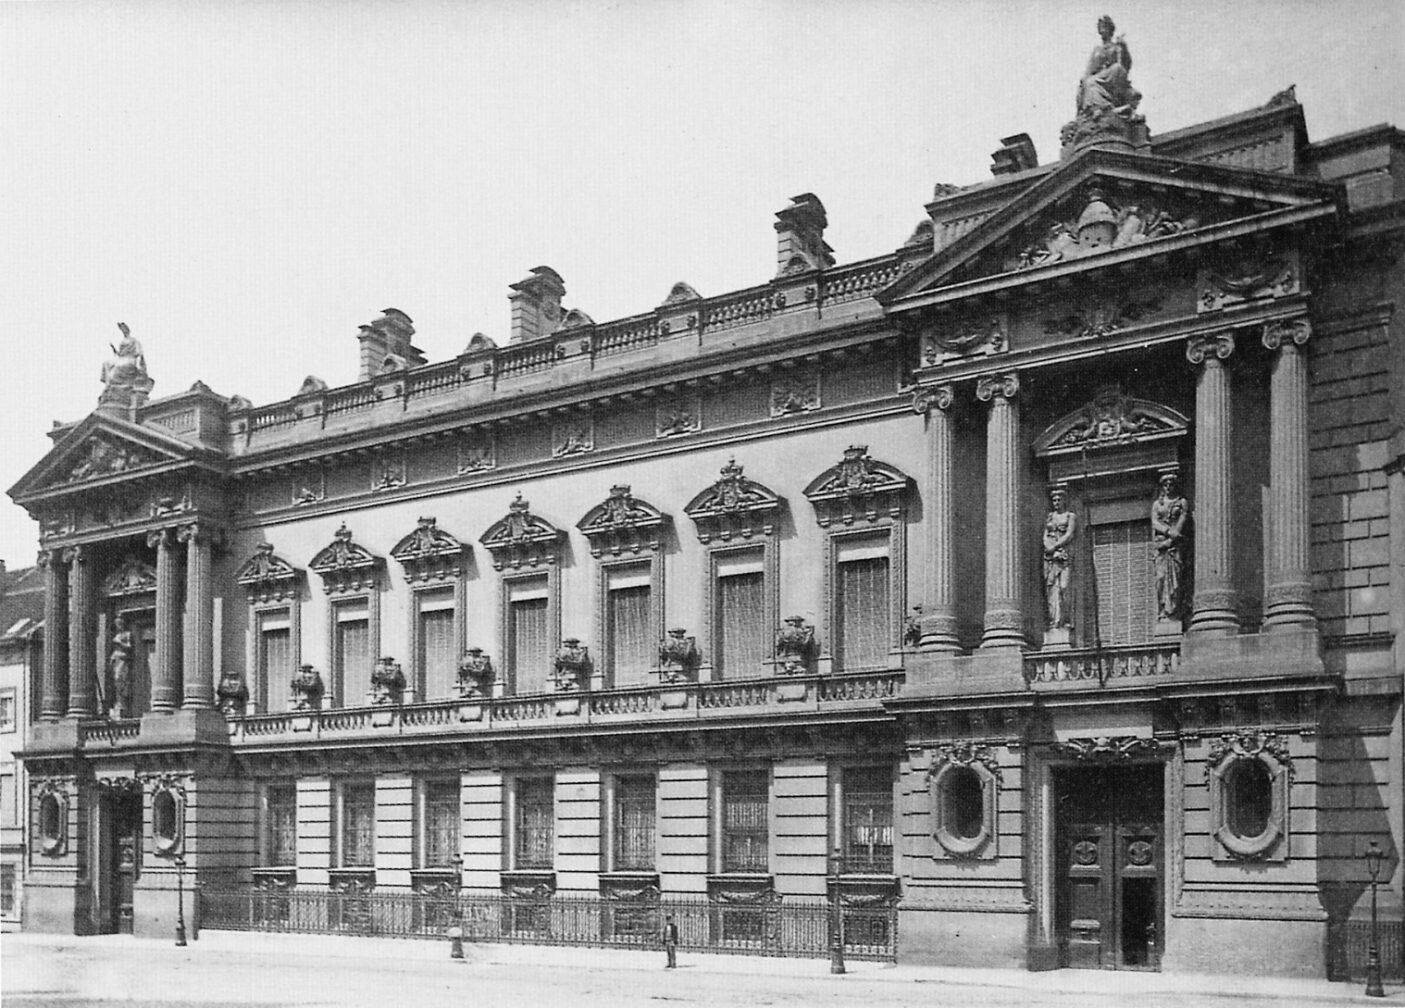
left=390, top=516, right=467, bottom=582
left=577, top=485, right=667, bottom=558
left=309, top=524, right=383, bottom=593
left=1034, top=386, right=1188, bottom=458
left=684, top=460, right=781, bottom=544
left=103, top=556, right=157, bottom=597
left=235, top=543, right=301, bottom=602
left=481, top=494, right=562, bottom=570
left=804, top=446, right=912, bottom=527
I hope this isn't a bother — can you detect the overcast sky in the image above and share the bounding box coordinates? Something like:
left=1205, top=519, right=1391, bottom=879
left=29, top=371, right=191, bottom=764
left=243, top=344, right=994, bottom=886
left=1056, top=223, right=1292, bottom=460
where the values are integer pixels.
left=2, top=0, right=1402, bottom=568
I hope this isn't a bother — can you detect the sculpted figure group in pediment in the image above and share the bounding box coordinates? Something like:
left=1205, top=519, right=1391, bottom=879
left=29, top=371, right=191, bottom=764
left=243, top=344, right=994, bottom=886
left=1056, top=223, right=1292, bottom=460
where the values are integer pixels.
left=1014, top=188, right=1201, bottom=271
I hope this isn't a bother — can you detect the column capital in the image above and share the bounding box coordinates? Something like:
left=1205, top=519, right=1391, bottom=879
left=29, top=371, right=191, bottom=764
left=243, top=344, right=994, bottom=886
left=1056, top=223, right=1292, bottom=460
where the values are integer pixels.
left=146, top=527, right=175, bottom=550
left=60, top=544, right=89, bottom=566
left=1186, top=332, right=1235, bottom=366
left=975, top=373, right=1019, bottom=403
left=176, top=521, right=204, bottom=545
left=36, top=547, right=65, bottom=570
left=1262, top=316, right=1311, bottom=351
left=911, top=384, right=954, bottom=415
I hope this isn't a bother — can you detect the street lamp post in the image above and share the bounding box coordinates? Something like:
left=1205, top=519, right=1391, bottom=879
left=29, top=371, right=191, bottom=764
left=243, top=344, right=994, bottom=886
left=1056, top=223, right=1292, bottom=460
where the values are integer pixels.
left=174, top=854, right=188, bottom=948
left=448, top=854, right=465, bottom=960
left=829, top=844, right=846, bottom=975
left=1365, top=840, right=1385, bottom=998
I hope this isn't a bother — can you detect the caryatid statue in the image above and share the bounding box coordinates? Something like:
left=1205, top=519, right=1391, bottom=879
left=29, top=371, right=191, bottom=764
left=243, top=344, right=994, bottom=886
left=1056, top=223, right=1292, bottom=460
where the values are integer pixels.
left=1042, top=485, right=1077, bottom=633
left=1077, top=15, right=1142, bottom=120
left=107, top=615, right=135, bottom=717
left=1151, top=471, right=1191, bottom=622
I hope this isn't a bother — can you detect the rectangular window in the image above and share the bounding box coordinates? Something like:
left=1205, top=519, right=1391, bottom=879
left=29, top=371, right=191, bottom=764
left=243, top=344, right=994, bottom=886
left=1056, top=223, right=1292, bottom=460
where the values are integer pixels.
left=835, top=540, right=890, bottom=672
left=265, top=783, right=297, bottom=867
left=422, top=779, right=460, bottom=869
left=417, top=598, right=457, bottom=701
left=0, top=863, right=14, bottom=916
left=606, top=565, right=653, bottom=679
left=721, top=770, right=769, bottom=873
left=613, top=775, right=656, bottom=871
left=257, top=617, right=292, bottom=712
left=0, top=689, right=16, bottom=733
left=842, top=766, right=894, bottom=874
left=716, top=560, right=766, bottom=678
left=338, top=782, right=376, bottom=868
left=1092, top=520, right=1154, bottom=645
left=333, top=602, right=371, bottom=706
left=507, top=577, right=549, bottom=691
left=514, top=777, right=554, bottom=870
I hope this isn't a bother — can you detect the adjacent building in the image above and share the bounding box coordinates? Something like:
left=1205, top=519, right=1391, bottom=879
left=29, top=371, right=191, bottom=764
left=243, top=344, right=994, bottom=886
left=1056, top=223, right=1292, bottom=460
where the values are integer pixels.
left=10, top=25, right=1405, bottom=978
left=0, top=562, right=42, bottom=929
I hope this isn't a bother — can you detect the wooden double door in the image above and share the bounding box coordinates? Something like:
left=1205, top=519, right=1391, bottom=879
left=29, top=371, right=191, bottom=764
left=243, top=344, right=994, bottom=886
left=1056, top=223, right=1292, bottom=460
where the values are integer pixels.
left=92, top=788, right=142, bottom=934
left=1055, top=764, right=1164, bottom=970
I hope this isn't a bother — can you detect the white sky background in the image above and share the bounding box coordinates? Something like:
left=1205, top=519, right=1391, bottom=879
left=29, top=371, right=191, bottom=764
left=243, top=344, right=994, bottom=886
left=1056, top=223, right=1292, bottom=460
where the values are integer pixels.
left=1, top=0, right=1402, bottom=568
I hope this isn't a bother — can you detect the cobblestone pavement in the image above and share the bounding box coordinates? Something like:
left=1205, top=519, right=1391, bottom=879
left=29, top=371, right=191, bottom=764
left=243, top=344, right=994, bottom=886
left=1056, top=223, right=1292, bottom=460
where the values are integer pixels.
left=0, top=931, right=1387, bottom=1008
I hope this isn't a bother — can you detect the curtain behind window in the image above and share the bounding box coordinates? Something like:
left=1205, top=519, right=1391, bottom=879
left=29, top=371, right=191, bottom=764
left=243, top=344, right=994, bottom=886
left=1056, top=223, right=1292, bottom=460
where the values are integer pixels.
left=260, top=625, right=291, bottom=712
left=509, top=597, right=549, bottom=692
left=608, top=584, right=652, bottom=681
left=418, top=608, right=457, bottom=700
left=836, top=556, right=889, bottom=671
left=336, top=619, right=371, bottom=706
left=717, top=571, right=766, bottom=678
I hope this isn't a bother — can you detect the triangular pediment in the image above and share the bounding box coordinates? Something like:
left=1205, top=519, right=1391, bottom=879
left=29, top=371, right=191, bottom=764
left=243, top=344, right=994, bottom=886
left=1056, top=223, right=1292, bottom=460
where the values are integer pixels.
left=9, top=413, right=216, bottom=503
left=879, top=148, right=1340, bottom=303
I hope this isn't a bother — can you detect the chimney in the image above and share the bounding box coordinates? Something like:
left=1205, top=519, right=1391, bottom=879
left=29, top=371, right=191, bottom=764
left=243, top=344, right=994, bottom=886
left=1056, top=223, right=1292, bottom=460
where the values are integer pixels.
left=990, top=133, right=1039, bottom=176
left=774, top=194, right=835, bottom=277
left=508, top=266, right=566, bottom=344
left=357, top=308, right=425, bottom=381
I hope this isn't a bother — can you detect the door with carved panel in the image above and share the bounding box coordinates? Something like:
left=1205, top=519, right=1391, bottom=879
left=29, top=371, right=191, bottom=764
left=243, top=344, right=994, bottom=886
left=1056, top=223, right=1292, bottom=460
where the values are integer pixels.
left=1055, top=764, right=1163, bottom=970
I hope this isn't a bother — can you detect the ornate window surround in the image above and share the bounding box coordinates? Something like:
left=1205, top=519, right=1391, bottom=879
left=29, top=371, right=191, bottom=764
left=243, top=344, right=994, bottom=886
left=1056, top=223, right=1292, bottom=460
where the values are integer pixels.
left=928, top=743, right=1000, bottom=860
left=35, top=779, right=69, bottom=858
left=499, top=569, right=560, bottom=696
left=147, top=775, right=186, bottom=858
left=236, top=543, right=303, bottom=714
left=1205, top=731, right=1293, bottom=863
left=701, top=542, right=779, bottom=681
left=482, top=496, right=564, bottom=695
left=391, top=517, right=469, bottom=702
left=805, top=447, right=912, bottom=672
left=595, top=556, right=664, bottom=688
left=311, top=526, right=384, bottom=708
left=257, top=780, right=298, bottom=880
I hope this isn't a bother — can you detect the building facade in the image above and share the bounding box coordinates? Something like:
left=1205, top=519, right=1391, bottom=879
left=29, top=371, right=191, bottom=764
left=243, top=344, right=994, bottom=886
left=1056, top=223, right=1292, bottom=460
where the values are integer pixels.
left=0, top=562, right=41, bottom=929
left=11, top=31, right=1405, bottom=977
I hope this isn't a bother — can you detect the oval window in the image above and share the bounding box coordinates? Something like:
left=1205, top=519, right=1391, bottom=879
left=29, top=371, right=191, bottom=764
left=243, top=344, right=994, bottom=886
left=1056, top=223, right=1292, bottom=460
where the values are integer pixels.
left=152, top=789, right=180, bottom=853
left=1225, top=758, right=1272, bottom=839
left=942, top=766, right=985, bottom=841
left=38, top=792, right=64, bottom=854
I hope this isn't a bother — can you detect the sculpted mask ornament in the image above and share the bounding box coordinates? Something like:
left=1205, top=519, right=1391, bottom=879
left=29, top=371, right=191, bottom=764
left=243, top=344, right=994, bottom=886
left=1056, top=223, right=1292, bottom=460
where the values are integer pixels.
left=658, top=628, right=699, bottom=684
left=554, top=639, right=592, bottom=692
left=457, top=647, right=495, bottom=699
left=1042, top=485, right=1077, bottom=634
left=775, top=616, right=816, bottom=675
left=1151, top=471, right=1191, bottom=622
left=291, top=664, right=324, bottom=711
left=370, top=657, right=406, bottom=705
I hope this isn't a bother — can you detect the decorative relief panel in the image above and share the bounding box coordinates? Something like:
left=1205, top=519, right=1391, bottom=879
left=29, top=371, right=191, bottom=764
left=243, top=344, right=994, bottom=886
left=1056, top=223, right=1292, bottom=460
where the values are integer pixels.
left=1197, top=246, right=1300, bottom=313
left=769, top=373, right=820, bottom=418
left=62, top=436, right=162, bottom=484
left=390, top=516, right=467, bottom=583
left=919, top=312, right=1006, bottom=365
left=1042, top=295, right=1164, bottom=340
left=1052, top=736, right=1170, bottom=762
left=1034, top=386, right=1188, bottom=457
left=552, top=418, right=594, bottom=458
left=577, top=485, right=667, bottom=558
left=480, top=494, right=563, bottom=570
left=291, top=469, right=326, bottom=507
left=803, top=446, right=912, bottom=527
left=370, top=452, right=407, bottom=492
left=235, top=543, right=301, bottom=603
left=655, top=398, right=702, bottom=439
left=457, top=431, right=497, bottom=473
left=103, top=557, right=158, bottom=597
left=684, top=460, right=782, bottom=544
left=309, top=524, right=383, bottom=594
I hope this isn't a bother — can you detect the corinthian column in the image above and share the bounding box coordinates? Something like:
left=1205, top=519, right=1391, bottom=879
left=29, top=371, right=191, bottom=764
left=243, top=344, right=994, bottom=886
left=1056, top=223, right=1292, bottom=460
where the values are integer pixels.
left=179, top=523, right=216, bottom=708
left=1263, top=317, right=1315, bottom=630
left=1186, top=333, right=1240, bottom=634
left=977, top=373, right=1025, bottom=649
left=148, top=528, right=182, bottom=712
left=65, top=545, right=97, bottom=718
left=913, top=385, right=961, bottom=652
left=38, top=549, right=69, bottom=721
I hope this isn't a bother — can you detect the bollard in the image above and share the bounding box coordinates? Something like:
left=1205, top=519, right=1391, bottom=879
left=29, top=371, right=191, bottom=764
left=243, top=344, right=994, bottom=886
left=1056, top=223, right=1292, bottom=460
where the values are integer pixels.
left=448, top=923, right=465, bottom=960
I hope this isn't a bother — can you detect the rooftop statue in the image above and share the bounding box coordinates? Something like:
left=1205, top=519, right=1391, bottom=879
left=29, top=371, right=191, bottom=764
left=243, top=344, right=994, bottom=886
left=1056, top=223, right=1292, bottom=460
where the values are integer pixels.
left=101, top=323, right=148, bottom=389
left=1077, top=15, right=1142, bottom=120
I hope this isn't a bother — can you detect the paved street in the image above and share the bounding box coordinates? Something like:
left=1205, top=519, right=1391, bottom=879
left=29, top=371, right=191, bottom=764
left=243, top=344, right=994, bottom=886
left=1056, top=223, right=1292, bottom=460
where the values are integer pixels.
left=0, top=931, right=1392, bottom=1008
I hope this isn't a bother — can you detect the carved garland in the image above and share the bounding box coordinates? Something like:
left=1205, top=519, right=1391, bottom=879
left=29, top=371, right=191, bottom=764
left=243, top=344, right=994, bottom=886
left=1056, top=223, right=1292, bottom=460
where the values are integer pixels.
left=390, top=516, right=467, bottom=583
left=803, top=446, right=912, bottom=528
left=577, top=485, right=667, bottom=558
left=684, top=460, right=782, bottom=544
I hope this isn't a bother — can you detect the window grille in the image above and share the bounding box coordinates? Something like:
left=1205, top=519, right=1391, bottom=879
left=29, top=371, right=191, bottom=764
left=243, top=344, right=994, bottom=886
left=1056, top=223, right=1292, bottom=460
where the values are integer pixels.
left=266, top=784, right=297, bottom=867
left=516, top=778, right=554, bottom=870
left=843, top=767, right=893, bottom=874
left=423, top=780, right=460, bottom=868
left=721, top=771, right=769, bottom=872
left=614, top=776, right=656, bottom=871
left=339, top=783, right=375, bottom=867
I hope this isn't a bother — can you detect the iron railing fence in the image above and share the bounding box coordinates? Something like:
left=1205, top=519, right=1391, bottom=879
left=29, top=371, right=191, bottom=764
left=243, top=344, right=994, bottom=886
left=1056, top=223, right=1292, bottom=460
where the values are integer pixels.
left=1327, top=918, right=1405, bottom=983
left=198, top=887, right=897, bottom=961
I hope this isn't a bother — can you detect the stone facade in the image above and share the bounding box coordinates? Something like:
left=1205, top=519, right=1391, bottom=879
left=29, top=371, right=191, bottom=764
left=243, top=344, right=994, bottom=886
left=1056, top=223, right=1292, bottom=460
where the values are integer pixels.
left=8, top=29, right=1405, bottom=979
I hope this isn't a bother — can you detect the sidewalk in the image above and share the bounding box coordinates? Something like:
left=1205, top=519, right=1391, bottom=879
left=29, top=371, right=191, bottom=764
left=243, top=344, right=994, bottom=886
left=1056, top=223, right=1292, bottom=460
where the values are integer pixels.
left=128, top=929, right=1387, bottom=1004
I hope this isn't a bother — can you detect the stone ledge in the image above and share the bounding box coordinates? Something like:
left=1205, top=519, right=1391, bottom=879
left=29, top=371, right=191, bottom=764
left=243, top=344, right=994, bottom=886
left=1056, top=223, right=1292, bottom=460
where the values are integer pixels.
left=899, top=651, right=1028, bottom=699
left=1173, top=628, right=1325, bottom=682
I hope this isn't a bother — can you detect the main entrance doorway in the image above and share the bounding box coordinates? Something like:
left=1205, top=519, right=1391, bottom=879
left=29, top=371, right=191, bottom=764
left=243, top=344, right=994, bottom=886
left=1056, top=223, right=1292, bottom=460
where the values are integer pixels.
left=94, top=787, right=143, bottom=934
left=1054, top=763, right=1164, bottom=970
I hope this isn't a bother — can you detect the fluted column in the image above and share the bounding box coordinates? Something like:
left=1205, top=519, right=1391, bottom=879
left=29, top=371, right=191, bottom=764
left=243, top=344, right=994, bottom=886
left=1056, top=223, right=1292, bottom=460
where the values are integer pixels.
left=1186, top=333, right=1240, bottom=634
left=914, top=385, right=961, bottom=652
left=64, top=545, right=97, bottom=718
left=38, top=549, right=69, bottom=721
left=148, top=528, right=182, bottom=712
left=179, top=522, right=215, bottom=708
left=978, top=374, right=1025, bottom=649
left=1263, top=317, right=1315, bottom=629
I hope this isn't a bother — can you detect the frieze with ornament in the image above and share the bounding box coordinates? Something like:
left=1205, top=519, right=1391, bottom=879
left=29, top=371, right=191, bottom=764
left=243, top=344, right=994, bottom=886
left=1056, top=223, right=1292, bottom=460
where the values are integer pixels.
left=683, top=459, right=782, bottom=544
left=1197, top=246, right=1300, bottom=312
left=480, top=495, right=563, bottom=570
left=803, top=446, right=912, bottom=527
left=390, top=516, right=467, bottom=582
left=656, top=397, right=702, bottom=438
left=577, top=485, right=667, bottom=558
left=920, top=313, right=1006, bottom=365
left=769, top=373, right=821, bottom=417
left=457, top=431, right=497, bottom=473
left=103, top=557, right=158, bottom=597
left=1053, top=736, right=1170, bottom=761
left=309, top=524, right=383, bottom=594
left=552, top=419, right=594, bottom=458
left=931, top=741, right=1003, bottom=780
left=235, top=543, right=301, bottom=603
left=1042, top=294, right=1164, bottom=340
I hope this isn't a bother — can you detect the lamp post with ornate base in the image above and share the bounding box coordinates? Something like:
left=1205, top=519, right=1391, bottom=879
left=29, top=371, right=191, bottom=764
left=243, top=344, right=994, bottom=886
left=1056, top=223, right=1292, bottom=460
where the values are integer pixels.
left=1365, top=841, right=1386, bottom=997
left=448, top=854, right=465, bottom=960
left=829, top=845, right=846, bottom=975
left=174, top=854, right=188, bottom=947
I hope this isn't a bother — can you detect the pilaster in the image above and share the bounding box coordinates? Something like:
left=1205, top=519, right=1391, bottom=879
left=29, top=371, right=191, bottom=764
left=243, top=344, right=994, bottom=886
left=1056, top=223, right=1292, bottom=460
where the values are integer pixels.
left=1186, top=334, right=1240, bottom=635
left=148, top=528, right=182, bottom=712
left=913, top=385, right=961, bottom=652
left=1262, top=318, right=1316, bottom=630
left=179, top=523, right=216, bottom=708
left=39, top=548, right=69, bottom=721
left=977, top=373, right=1025, bottom=649
left=65, top=545, right=97, bottom=718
